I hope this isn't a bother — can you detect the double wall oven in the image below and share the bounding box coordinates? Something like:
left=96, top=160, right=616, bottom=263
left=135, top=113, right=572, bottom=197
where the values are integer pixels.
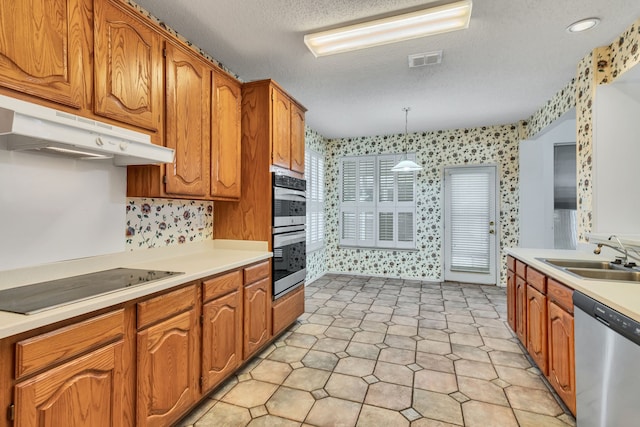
left=272, top=173, right=306, bottom=299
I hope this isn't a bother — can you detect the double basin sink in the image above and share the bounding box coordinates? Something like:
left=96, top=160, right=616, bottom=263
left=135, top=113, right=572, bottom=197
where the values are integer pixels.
left=536, top=258, right=640, bottom=283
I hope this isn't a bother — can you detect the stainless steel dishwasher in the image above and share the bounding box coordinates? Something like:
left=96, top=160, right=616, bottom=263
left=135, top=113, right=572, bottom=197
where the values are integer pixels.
left=573, top=292, right=640, bottom=427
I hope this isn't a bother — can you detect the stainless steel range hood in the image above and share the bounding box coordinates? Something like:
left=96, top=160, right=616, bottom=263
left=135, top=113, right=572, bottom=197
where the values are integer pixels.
left=0, top=95, right=174, bottom=166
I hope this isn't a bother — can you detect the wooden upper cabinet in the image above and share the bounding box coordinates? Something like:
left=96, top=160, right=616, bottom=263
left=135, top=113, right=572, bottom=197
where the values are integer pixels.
left=272, top=87, right=291, bottom=169
left=211, top=71, right=241, bottom=200
left=94, top=0, right=162, bottom=132
left=0, top=0, right=91, bottom=108
left=164, top=41, right=211, bottom=197
left=290, top=103, right=305, bottom=173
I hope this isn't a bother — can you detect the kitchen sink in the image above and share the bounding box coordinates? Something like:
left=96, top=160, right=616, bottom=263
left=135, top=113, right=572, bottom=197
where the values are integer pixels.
left=539, top=258, right=618, bottom=270
left=565, top=268, right=640, bottom=282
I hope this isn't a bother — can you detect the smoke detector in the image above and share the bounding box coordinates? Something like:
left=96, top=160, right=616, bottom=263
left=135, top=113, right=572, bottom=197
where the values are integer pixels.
left=408, top=50, right=443, bottom=68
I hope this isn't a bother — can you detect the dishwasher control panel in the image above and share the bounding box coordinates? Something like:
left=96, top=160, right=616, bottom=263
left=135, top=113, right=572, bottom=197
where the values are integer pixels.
left=574, top=291, right=640, bottom=345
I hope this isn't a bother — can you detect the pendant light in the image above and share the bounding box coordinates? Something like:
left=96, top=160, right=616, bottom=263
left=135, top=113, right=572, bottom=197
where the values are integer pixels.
left=391, top=107, right=423, bottom=172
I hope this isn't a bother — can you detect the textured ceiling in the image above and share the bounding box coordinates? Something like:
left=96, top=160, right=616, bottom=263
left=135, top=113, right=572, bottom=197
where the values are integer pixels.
left=133, top=0, right=640, bottom=139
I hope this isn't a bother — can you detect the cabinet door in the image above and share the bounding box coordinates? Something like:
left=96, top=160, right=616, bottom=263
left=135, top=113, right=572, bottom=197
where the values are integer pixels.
left=526, top=284, right=548, bottom=375
left=507, top=269, right=516, bottom=332
left=271, top=88, right=291, bottom=169
left=164, top=42, right=211, bottom=197
left=15, top=341, right=124, bottom=427
left=290, top=103, right=305, bottom=173
left=94, top=0, right=162, bottom=132
left=548, top=301, right=576, bottom=415
left=244, top=277, right=271, bottom=359
left=202, top=289, right=242, bottom=392
left=211, top=71, right=241, bottom=200
left=0, top=0, right=89, bottom=108
left=137, top=309, right=200, bottom=427
left=515, top=276, right=527, bottom=345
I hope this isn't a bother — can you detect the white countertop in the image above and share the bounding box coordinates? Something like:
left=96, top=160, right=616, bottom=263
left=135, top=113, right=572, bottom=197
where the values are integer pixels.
left=505, top=247, right=640, bottom=322
left=0, top=240, right=271, bottom=339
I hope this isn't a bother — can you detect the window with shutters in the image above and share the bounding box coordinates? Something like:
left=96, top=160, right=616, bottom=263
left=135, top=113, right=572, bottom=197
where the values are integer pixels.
left=305, top=148, right=325, bottom=252
left=339, top=154, right=417, bottom=249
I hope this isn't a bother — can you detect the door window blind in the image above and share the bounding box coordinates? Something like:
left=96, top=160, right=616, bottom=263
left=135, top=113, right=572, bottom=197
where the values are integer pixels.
left=447, top=170, right=490, bottom=272
left=305, top=149, right=325, bottom=252
left=339, top=154, right=417, bottom=249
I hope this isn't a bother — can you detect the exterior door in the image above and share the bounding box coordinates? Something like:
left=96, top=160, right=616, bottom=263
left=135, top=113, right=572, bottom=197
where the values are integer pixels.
left=443, top=165, right=498, bottom=284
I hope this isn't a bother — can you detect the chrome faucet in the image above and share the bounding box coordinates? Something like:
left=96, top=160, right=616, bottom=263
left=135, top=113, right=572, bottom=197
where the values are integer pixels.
left=609, top=235, right=629, bottom=265
left=593, top=235, right=636, bottom=267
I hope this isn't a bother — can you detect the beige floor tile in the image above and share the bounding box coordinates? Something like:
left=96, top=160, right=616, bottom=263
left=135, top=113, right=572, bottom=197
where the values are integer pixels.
left=478, top=325, right=514, bottom=339
left=324, top=372, right=369, bottom=402
left=482, top=337, right=522, bottom=353
left=445, top=322, right=480, bottom=335
left=305, top=397, right=362, bottom=427
left=248, top=415, right=301, bottom=427
left=457, top=376, right=509, bottom=406
left=374, top=361, right=414, bottom=386
left=461, top=400, right=518, bottom=426
left=195, top=401, right=251, bottom=426
left=473, top=317, right=506, bottom=329
left=505, top=386, right=563, bottom=416
left=294, top=323, right=329, bottom=335
left=285, top=333, right=318, bottom=349
left=221, top=380, right=278, bottom=408
left=454, top=359, right=497, bottom=380
left=312, top=337, right=350, bottom=353
left=391, top=315, right=419, bottom=327
left=418, top=319, right=448, bottom=329
left=414, top=369, right=457, bottom=393
left=387, top=324, right=418, bottom=338
left=412, top=389, right=463, bottom=425
left=364, top=381, right=413, bottom=410
left=346, top=341, right=381, bottom=360
left=210, top=376, right=239, bottom=400
left=283, top=367, right=331, bottom=391
left=445, top=314, right=475, bottom=324
left=302, top=349, right=340, bottom=371
left=416, top=339, right=452, bottom=355
left=359, top=320, right=389, bottom=333
left=416, top=352, right=455, bottom=373
left=514, top=409, right=576, bottom=427
left=334, top=356, right=377, bottom=377
left=332, top=318, right=361, bottom=328
left=418, top=328, right=450, bottom=342
left=307, top=313, right=335, bottom=325
left=494, top=365, right=547, bottom=390
left=378, top=347, right=416, bottom=365
left=357, top=405, right=410, bottom=427
left=488, top=350, right=531, bottom=369
left=175, top=398, right=216, bottom=426
left=449, top=333, right=484, bottom=347
left=250, top=405, right=268, bottom=418
left=384, top=334, right=417, bottom=351
left=352, top=330, right=385, bottom=344
left=410, top=418, right=461, bottom=427
left=250, top=359, right=293, bottom=384
left=266, top=387, right=315, bottom=422
left=268, top=346, right=309, bottom=364
left=451, top=344, right=490, bottom=363
left=324, top=326, right=356, bottom=340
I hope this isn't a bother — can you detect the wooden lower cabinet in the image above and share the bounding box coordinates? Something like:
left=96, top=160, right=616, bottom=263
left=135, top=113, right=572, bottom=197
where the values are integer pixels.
left=15, top=341, right=125, bottom=427
left=272, top=285, right=305, bottom=336
left=548, top=300, right=576, bottom=415
left=243, top=277, right=271, bottom=359
left=136, top=286, right=200, bottom=427
left=202, top=287, right=243, bottom=392
left=526, top=285, right=548, bottom=375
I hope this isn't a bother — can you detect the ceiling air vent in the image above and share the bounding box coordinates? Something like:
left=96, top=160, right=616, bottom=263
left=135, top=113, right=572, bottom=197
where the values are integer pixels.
left=408, top=50, right=443, bottom=68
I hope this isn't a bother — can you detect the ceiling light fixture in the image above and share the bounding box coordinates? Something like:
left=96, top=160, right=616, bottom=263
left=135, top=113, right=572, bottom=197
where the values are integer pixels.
left=566, top=18, right=600, bottom=33
left=392, top=107, right=422, bottom=172
left=304, top=0, right=473, bottom=57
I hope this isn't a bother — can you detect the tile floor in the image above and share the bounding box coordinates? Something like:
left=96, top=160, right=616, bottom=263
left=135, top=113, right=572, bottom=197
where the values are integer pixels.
left=178, top=274, right=577, bottom=427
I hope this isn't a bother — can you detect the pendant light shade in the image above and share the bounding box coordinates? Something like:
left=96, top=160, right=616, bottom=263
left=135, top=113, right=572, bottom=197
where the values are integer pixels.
left=392, top=107, right=422, bottom=172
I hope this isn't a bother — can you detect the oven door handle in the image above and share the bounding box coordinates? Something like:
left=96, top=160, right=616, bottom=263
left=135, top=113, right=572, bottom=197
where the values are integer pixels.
left=273, top=233, right=306, bottom=248
left=274, top=187, right=306, bottom=201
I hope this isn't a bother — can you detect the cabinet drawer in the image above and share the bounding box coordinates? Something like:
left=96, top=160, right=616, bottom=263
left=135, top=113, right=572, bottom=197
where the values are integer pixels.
left=515, top=260, right=527, bottom=279
left=137, top=284, right=197, bottom=329
left=16, top=309, right=124, bottom=379
left=244, top=260, right=270, bottom=285
left=272, top=285, right=305, bottom=335
left=203, top=270, right=242, bottom=303
left=507, top=256, right=516, bottom=272
left=527, top=268, right=547, bottom=293
left=547, top=279, right=573, bottom=314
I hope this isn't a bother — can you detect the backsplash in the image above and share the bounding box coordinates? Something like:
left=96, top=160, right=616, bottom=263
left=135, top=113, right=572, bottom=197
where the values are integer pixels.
left=126, top=198, right=213, bottom=250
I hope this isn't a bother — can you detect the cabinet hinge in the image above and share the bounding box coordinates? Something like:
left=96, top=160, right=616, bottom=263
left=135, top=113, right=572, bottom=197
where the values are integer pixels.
left=163, top=175, right=167, bottom=184
left=199, top=376, right=204, bottom=388
left=200, top=314, right=204, bottom=325
left=163, top=48, right=167, bottom=57
left=8, top=403, right=14, bottom=421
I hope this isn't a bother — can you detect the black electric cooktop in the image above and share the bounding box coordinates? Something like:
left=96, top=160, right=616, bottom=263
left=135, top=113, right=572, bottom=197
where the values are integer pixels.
left=0, top=268, right=183, bottom=315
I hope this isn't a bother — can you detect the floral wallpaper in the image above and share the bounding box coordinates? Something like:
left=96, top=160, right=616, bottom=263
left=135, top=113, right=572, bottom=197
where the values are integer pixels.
left=322, top=125, right=520, bottom=287
left=609, top=18, right=640, bottom=80
left=305, top=126, right=328, bottom=284
left=525, top=79, right=576, bottom=139
left=126, top=198, right=213, bottom=250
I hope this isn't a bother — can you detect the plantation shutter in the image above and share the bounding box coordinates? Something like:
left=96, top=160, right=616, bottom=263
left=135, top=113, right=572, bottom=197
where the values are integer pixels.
left=305, top=149, right=325, bottom=252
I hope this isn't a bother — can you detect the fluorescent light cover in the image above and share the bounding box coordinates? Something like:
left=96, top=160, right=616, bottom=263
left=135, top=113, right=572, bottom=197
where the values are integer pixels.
left=43, top=146, right=112, bottom=159
left=566, top=18, right=600, bottom=33
left=304, top=0, right=472, bottom=57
